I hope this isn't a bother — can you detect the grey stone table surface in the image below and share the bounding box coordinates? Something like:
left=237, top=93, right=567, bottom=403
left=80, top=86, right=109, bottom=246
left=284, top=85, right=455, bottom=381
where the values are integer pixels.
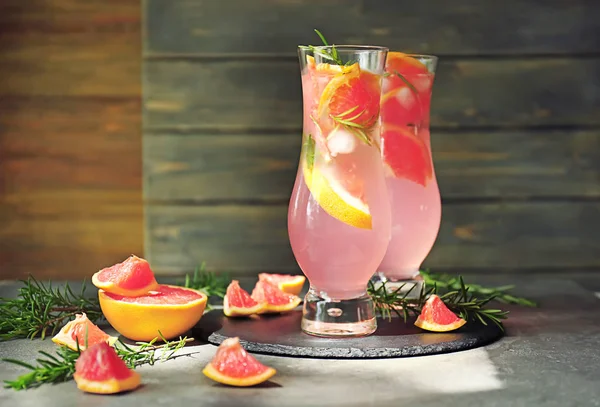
left=1, top=273, right=600, bottom=407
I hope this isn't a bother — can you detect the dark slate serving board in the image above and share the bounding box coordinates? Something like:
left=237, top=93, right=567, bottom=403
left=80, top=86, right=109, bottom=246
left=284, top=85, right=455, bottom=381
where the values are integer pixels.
left=193, top=309, right=503, bottom=359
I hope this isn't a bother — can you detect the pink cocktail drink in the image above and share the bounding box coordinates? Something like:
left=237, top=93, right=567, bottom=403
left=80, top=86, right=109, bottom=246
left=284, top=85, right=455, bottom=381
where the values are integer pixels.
left=288, top=45, right=390, bottom=337
left=377, top=53, right=440, bottom=283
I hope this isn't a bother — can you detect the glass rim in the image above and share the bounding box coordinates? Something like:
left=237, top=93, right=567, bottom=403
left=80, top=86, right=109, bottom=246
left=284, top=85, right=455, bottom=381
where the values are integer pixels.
left=298, top=44, right=389, bottom=52
left=399, top=53, right=439, bottom=61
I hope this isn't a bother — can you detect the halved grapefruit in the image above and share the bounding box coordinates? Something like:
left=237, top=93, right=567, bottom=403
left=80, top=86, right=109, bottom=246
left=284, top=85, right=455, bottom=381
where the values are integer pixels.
left=98, top=285, right=207, bottom=341
left=258, top=273, right=306, bottom=296
left=251, top=281, right=302, bottom=314
left=303, top=164, right=371, bottom=229
left=74, top=342, right=141, bottom=394
left=52, top=313, right=117, bottom=351
left=92, top=255, right=159, bottom=297
left=415, top=294, right=467, bottom=332
left=381, top=125, right=433, bottom=186
left=223, top=280, right=265, bottom=317
left=202, top=337, right=276, bottom=387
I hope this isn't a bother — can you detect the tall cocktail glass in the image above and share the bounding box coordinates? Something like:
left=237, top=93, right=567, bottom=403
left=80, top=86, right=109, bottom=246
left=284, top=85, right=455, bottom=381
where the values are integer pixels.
left=376, top=53, right=440, bottom=294
left=288, top=45, right=390, bottom=337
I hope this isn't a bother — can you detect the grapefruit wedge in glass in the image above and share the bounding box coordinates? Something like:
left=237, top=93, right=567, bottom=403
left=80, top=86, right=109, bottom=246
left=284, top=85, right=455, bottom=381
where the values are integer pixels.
left=415, top=294, right=467, bottom=332
left=52, top=313, right=117, bottom=351
left=92, top=255, right=159, bottom=297
left=74, top=342, right=141, bottom=394
left=251, top=281, right=302, bottom=314
left=203, top=337, right=276, bottom=387
left=99, top=285, right=207, bottom=341
left=223, top=280, right=265, bottom=317
left=258, top=273, right=306, bottom=296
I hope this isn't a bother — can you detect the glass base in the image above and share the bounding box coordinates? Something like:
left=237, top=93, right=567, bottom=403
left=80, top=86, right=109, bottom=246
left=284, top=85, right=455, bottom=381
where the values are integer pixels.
left=371, top=272, right=425, bottom=302
left=301, top=288, right=376, bottom=338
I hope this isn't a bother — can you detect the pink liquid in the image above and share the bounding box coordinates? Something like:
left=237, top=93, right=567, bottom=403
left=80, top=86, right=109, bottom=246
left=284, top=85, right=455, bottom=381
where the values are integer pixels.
left=288, top=66, right=391, bottom=299
left=377, top=58, right=441, bottom=281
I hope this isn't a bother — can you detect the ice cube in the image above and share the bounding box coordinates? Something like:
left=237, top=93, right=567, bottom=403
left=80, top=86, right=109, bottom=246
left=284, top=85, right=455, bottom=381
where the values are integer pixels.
left=327, top=128, right=357, bottom=157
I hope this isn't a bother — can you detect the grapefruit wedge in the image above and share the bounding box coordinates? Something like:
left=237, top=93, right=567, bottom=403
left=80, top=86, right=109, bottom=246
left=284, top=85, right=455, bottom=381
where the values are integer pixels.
left=92, top=255, right=159, bottom=297
left=381, top=125, right=433, bottom=186
left=258, top=273, right=306, bottom=296
left=415, top=294, right=467, bottom=332
left=223, top=280, right=265, bottom=317
left=98, top=285, right=207, bottom=341
left=52, top=313, right=117, bottom=351
left=203, top=337, right=276, bottom=387
left=74, top=342, right=141, bottom=394
left=303, top=164, right=371, bottom=229
left=251, top=281, right=302, bottom=314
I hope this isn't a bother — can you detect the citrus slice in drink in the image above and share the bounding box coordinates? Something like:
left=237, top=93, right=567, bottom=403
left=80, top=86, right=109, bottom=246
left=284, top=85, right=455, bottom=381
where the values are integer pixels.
left=98, top=285, right=207, bottom=341
left=251, top=281, right=302, bottom=314
left=223, top=280, right=266, bottom=317
left=258, top=273, right=306, bottom=296
left=52, top=313, right=117, bottom=351
left=202, top=337, right=276, bottom=387
left=414, top=294, right=467, bottom=332
left=381, top=125, right=433, bottom=186
left=303, top=164, right=371, bottom=229
left=384, top=52, right=430, bottom=93
left=74, top=342, right=141, bottom=394
left=318, top=63, right=381, bottom=129
left=92, top=255, right=159, bottom=297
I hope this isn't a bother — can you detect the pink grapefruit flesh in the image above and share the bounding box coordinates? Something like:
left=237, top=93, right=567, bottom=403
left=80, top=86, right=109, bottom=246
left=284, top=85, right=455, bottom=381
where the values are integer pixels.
left=251, top=281, right=302, bottom=314
left=92, top=255, right=159, bottom=297
left=223, top=280, right=266, bottom=317
left=258, top=273, right=306, bottom=296
left=414, top=294, right=467, bottom=332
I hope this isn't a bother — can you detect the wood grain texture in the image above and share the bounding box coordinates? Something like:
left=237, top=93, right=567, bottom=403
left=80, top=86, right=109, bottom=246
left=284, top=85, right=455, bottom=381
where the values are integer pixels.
left=144, top=130, right=600, bottom=201
left=145, top=202, right=600, bottom=275
left=144, top=0, right=600, bottom=56
left=144, top=58, right=600, bottom=130
left=0, top=0, right=142, bottom=279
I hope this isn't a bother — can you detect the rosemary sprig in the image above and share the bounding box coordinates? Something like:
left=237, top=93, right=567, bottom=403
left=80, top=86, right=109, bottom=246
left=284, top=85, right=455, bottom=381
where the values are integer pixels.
left=368, top=275, right=513, bottom=330
left=181, top=262, right=229, bottom=299
left=303, top=134, right=316, bottom=171
left=308, top=29, right=343, bottom=65
left=421, top=270, right=537, bottom=307
left=0, top=277, right=102, bottom=341
left=3, top=335, right=194, bottom=390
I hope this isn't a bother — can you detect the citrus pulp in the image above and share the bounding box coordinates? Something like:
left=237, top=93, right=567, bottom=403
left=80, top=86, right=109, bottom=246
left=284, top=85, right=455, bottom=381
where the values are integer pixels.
left=258, top=273, right=306, bottom=296
left=251, top=281, right=302, bottom=313
left=92, top=255, right=159, bottom=297
left=52, top=313, right=117, bottom=351
left=223, top=280, right=265, bottom=317
left=74, top=342, right=141, bottom=394
left=202, top=337, right=276, bottom=387
left=415, top=294, right=467, bottom=332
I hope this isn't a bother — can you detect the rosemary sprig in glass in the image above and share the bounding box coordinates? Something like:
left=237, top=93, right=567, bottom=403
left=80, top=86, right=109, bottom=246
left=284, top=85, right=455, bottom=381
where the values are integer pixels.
left=3, top=335, right=193, bottom=390
left=0, top=277, right=102, bottom=341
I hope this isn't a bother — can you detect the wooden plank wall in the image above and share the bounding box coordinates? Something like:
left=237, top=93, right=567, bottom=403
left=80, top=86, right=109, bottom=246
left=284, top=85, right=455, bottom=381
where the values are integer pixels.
left=143, top=0, right=600, bottom=277
left=0, top=0, right=143, bottom=280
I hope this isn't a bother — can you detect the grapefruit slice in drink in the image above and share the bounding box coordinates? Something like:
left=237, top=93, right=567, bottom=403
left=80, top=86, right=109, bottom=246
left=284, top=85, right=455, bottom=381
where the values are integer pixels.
left=251, top=281, right=302, bottom=314
left=98, top=285, right=207, bottom=341
left=52, top=313, right=117, bottom=351
left=303, top=164, right=371, bottom=229
left=74, top=342, right=141, bottom=394
left=258, top=273, right=306, bottom=296
left=203, top=337, right=276, bottom=387
left=381, top=125, right=433, bottom=186
left=223, top=280, right=266, bottom=317
left=383, top=52, right=430, bottom=93
left=92, top=255, right=159, bottom=297
left=415, top=294, right=467, bottom=332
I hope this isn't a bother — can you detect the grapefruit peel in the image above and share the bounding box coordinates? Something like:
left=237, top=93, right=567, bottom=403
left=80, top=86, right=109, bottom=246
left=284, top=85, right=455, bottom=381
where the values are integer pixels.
left=414, top=295, right=467, bottom=332
left=223, top=280, right=266, bottom=317
left=52, top=313, right=117, bottom=351
left=98, top=285, right=207, bottom=342
left=73, top=342, right=141, bottom=394
left=202, top=337, right=276, bottom=387
left=92, top=255, right=159, bottom=297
